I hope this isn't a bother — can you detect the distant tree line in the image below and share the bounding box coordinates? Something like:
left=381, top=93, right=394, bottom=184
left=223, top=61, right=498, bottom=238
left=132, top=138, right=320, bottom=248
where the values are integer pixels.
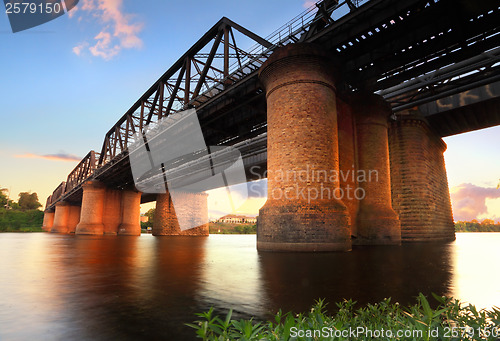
left=209, top=222, right=256, bottom=234
left=0, top=187, right=43, bottom=232
left=139, top=208, right=258, bottom=234
left=455, top=219, right=500, bottom=232
left=140, top=208, right=155, bottom=230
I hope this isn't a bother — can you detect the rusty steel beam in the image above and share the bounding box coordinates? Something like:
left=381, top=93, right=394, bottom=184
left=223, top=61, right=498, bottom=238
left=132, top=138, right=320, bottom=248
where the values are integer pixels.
left=167, top=65, right=185, bottom=114
left=192, top=30, right=223, bottom=99
left=97, top=17, right=272, bottom=166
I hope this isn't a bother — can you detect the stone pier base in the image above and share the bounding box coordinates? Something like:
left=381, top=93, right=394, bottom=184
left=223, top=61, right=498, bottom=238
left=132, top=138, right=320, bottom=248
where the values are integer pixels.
left=103, top=190, right=122, bottom=235
left=67, top=205, right=81, bottom=233
left=351, top=93, right=401, bottom=245
left=153, top=191, right=209, bottom=236
left=256, top=43, right=351, bottom=252
left=75, top=181, right=105, bottom=235
left=257, top=200, right=351, bottom=252
left=389, top=113, right=455, bottom=242
left=51, top=202, right=70, bottom=233
left=42, top=210, right=54, bottom=232
left=118, top=190, right=141, bottom=236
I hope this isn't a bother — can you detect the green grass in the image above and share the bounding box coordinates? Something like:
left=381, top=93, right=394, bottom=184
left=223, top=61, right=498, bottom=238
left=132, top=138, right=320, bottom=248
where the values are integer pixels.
left=188, top=294, right=500, bottom=340
left=1, top=226, right=44, bottom=232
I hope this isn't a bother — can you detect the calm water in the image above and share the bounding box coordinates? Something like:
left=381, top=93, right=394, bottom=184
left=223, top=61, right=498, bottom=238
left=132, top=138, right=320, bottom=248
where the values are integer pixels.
left=0, top=232, right=499, bottom=340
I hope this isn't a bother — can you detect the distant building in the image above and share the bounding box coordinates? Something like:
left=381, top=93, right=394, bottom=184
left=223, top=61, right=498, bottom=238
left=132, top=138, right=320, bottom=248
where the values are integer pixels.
left=216, top=214, right=257, bottom=224
left=140, top=215, right=149, bottom=223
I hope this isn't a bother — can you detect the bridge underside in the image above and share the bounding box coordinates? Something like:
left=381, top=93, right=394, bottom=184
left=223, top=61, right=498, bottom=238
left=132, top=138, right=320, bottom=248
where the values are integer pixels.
left=425, top=96, right=500, bottom=137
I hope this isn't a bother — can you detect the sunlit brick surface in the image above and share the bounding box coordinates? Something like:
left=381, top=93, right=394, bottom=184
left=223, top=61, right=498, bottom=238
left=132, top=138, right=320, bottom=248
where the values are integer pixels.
left=257, top=43, right=351, bottom=252
left=389, top=115, right=455, bottom=242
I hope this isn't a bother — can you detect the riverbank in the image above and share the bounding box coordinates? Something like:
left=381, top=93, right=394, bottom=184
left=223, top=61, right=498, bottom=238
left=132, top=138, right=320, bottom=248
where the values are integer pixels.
left=455, top=221, right=500, bottom=232
left=7, top=225, right=499, bottom=234
left=0, top=226, right=44, bottom=232
left=140, top=223, right=257, bottom=234
left=189, top=294, right=500, bottom=340
left=0, top=208, right=44, bottom=232
left=209, top=222, right=256, bottom=234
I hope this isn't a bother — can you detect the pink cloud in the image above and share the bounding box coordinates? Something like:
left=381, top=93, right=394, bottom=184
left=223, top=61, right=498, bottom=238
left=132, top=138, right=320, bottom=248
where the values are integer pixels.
left=15, top=153, right=81, bottom=162
left=67, top=5, right=78, bottom=18
left=71, top=0, right=143, bottom=60
left=72, top=41, right=88, bottom=56
left=450, top=183, right=500, bottom=221
left=303, top=1, right=316, bottom=8
left=81, top=0, right=96, bottom=11
left=89, top=31, right=120, bottom=60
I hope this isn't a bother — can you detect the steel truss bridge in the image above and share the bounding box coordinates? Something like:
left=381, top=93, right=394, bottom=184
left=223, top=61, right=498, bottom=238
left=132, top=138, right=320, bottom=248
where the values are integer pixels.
left=46, top=0, right=500, bottom=210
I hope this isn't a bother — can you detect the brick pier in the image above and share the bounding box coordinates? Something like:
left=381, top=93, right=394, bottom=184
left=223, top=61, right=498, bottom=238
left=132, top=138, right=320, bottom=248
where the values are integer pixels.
left=389, top=112, right=455, bottom=242
left=257, top=43, right=351, bottom=252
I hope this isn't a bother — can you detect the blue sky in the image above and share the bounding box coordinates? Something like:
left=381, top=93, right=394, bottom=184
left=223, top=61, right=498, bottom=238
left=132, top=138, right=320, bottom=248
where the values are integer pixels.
left=0, top=0, right=499, bottom=220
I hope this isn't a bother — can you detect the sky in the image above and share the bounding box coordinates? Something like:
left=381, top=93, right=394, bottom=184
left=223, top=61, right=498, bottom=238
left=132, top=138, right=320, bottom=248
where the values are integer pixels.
left=0, top=0, right=499, bottom=221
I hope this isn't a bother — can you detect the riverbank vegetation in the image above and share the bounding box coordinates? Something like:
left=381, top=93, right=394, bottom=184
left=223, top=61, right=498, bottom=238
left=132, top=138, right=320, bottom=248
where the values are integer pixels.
left=455, top=219, right=500, bottom=232
left=209, top=222, right=256, bottom=234
left=0, top=187, right=43, bottom=232
left=188, top=294, right=500, bottom=340
left=139, top=208, right=257, bottom=234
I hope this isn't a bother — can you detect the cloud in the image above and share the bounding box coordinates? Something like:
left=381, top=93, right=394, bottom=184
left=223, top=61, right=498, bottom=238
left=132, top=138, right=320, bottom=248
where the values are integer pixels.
left=71, top=0, right=143, bottom=60
left=67, top=5, right=78, bottom=18
left=89, top=31, right=120, bottom=60
left=15, top=153, right=81, bottom=162
left=450, top=183, right=500, bottom=221
left=81, top=0, right=96, bottom=11
left=72, top=41, right=88, bottom=56
left=303, top=1, right=316, bottom=8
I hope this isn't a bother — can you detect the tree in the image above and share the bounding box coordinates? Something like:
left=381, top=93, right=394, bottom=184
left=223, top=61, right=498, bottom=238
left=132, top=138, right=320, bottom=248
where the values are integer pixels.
left=143, top=208, right=155, bottom=227
left=8, top=200, right=19, bottom=210
left=0, top=187, right=8, bottom=208
left=18, top=192, right=42, bottom=210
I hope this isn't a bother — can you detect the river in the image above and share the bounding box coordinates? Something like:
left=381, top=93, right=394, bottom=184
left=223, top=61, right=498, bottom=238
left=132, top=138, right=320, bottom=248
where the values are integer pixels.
left=0, top=232, right=498, bottom=340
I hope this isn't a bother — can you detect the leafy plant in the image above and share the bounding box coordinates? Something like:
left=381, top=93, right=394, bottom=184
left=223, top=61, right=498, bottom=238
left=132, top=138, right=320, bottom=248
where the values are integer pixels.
left=188, top=295, right=500, bottom=340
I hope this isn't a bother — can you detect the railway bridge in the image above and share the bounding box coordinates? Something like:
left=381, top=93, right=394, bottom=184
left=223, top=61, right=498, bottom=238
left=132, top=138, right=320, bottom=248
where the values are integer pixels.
left=42, top=0, right=500, bottom=251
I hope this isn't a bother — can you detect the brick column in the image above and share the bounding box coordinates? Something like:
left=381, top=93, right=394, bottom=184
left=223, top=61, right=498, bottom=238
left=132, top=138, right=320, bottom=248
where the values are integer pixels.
left=153, top=190, right=209, bottom=236
left=257, top=43, right=351, bottom=252
left=118, top=190, right=141, bottom=236
left=67, top=205, right=81, bottom=233
left=76, top=181, right=105, bottom=235
left=337, top=96, right=360, bottom=237
left=153, top=192, right=178, bottom=235
left=42, top=210, right=54, bottom=232
left=389, top=113, right=455, bottom=242
left=103, top=189, right=122, bottom=235
left=51, top=202, right=70, bottom=233
left=351, top=93, right=401, bottom=245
